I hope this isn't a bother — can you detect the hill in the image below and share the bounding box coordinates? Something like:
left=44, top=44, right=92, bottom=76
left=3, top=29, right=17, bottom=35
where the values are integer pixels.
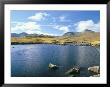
left=11, top=29, right=100, bottom=47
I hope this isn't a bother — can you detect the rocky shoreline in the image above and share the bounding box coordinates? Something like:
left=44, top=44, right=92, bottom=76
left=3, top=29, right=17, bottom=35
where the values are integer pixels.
left=11, top=42, right=100, bottom=47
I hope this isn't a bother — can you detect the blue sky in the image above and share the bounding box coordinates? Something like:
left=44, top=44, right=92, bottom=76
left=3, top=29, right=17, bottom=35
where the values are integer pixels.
left=11, top=10, right=100, bottom=36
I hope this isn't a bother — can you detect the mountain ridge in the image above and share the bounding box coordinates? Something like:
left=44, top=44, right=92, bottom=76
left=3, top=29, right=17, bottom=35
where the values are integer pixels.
left=11, top=29, right=99, bottom=37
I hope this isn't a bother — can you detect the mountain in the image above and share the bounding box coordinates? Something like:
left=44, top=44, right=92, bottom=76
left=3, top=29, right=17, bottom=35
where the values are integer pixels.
left=83, top=29, right=95, bottom=33
left=11, top=33, right=19, bottom=37
left=11, top=30, right=100, bottom=46
left=11, top=32, right=52, bottom=37
left=11, top=29, right=97, bottom=38
left=19, top=32, right=28, bottom=37
left=11, top=32, right=28, bottom=37
left=63, top=32, right=80, bottom=36
left=63, top=29, right=96, bottom=37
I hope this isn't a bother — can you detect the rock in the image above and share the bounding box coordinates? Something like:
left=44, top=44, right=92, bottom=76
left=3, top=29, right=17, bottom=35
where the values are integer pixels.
left=88, top=66, right=100, bottom=74
left=65, top=66, right=80, bottom=76
left=48, top=63, right=58, bottom=70
left=90, top=74, right=100, bottom=77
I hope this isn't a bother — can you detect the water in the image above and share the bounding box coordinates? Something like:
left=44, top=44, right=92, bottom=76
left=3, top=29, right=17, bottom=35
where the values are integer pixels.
left=11, top=44, right=100, bottom=77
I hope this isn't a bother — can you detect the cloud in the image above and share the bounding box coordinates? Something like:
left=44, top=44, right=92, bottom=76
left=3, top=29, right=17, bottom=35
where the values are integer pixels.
left=11, top=20, right=70, bottom=35
left=54, top=25, right=69, bottom=33
left=59, top=16, right=70, bottom=22
left=41, top=32, right=57, bottom=36
left=28, top=12, right=49, bottom=21
left=26, top=30, right=42, bottom=34
left=11, top=21, right=58, bottom=35
left=74, top=20, right=100, bottom=32
left=11, top=22, right=41, bottom=34
left=59, top=26, right=69, bottom=33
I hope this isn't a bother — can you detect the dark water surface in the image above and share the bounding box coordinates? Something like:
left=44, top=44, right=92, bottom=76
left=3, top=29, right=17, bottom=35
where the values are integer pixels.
left=11, top=44, right=100, bottom=77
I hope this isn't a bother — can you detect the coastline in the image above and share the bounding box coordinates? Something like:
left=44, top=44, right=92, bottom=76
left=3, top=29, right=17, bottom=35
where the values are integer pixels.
left=11, top=42, right=100, bottom=48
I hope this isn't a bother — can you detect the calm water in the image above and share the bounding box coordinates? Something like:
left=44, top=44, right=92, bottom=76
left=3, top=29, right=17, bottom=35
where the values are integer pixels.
left=11, top=44, right=100, bottom=77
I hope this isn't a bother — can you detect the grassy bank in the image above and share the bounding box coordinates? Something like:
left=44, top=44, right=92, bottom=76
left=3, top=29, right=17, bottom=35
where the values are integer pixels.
left=11, top=36, right=100, bottom=47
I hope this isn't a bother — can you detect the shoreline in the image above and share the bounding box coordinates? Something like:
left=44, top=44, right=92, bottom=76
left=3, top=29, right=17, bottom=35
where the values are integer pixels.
left=11, top=42, right=100, bottom=47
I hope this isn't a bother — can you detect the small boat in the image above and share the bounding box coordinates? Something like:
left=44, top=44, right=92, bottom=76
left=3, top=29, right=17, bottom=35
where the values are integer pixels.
left=48, top=63, right=58, bottom=69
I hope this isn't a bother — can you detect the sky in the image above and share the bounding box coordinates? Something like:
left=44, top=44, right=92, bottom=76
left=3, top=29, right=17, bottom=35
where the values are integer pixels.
left=11, top=10, right=100, bottom=36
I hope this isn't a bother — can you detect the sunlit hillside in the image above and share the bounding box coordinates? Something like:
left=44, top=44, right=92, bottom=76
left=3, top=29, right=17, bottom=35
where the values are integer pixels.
left=11, top=30, right=100, bottom=47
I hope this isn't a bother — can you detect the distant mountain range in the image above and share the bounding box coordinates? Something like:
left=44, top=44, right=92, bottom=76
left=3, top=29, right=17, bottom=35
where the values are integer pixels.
left=84, top=29, right=95, bottom=33
left=11, top=29, right=99, bottom=37
left=63, top=32, right=80, bottom=36
left=11, top=32, right=28, bottom=37
left=11, top=32, right=48, bottom=37
left=63, top=29, right=97, bottom=36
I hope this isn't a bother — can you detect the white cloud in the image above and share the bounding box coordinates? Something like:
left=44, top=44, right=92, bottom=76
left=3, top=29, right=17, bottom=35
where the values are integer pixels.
left=74, top=20, right=100, bottom=32
left=20, top=22, right=40, bottom=30
left=26, top=30, right=56, bottom=36
left=54, top=25, right=69, bottom=33
left=59, top=16, right=70, bottom=22
left=11, top=22, right=41, bottom=33
left=59, top=26, right=69, bottom=33
left=42, top=32, right=57, bottom=36
left=11, top=21, right=70, bottom=35
left=28, top=12, right=49, bottom=21
left=11, top=21, right=58, bottom=35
